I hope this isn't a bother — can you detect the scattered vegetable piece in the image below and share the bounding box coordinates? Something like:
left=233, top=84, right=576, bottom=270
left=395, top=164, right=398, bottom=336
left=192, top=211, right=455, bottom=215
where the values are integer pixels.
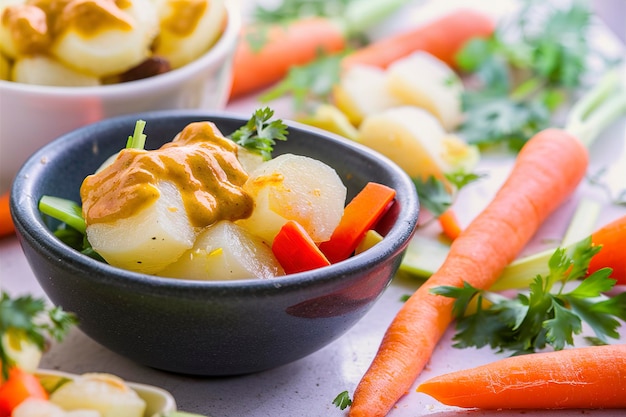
left=436, top=209, right=461, bottom=241
left=0, top=294, right=77, bottom=381
left=0, top=367, right=48, bottom=416
left=587, top=214, right=626, bottom=285
left=417, top=344, right=626, bottom=409
left=272, top=220, right=330, bottom=274
left=332, top=390, right=353, bottom=410
left=349, top=67, right=625, bottom=417
left=319, top=182, right=396, bottom=264
left=0, top=192, right=14, bottom=237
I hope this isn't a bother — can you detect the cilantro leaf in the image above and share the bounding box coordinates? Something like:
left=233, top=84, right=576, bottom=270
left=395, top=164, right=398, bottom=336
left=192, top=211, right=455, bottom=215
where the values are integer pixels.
left=412, top=171, right=485, bottom=217
left=0, top=293, right=77, bottom=379
left=455, top=0, right=594, bottom=151
left=228, top=107, right=288, bottom=160
left=431, top=237, right=623, bottom=354
left=412, top=176, right=452, bottom=216
left=332, top=390, right=353, bottom=410
left=259, top=53, right=344, bottom=112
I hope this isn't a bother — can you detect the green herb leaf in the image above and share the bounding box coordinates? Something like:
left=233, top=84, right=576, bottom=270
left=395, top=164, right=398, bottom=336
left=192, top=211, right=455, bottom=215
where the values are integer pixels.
left=431, top=237, right=623, bottom=354
left=412, top=171, right=485, bottom=217
left=228, top=107, right=288, bottom=160
left=456, top=0, right=594, bottom=150
left=259, top=53, right=344, bottom=112
left=332, top=390, right=353, bottom=410
left=0, top=293, right=77, bottom=380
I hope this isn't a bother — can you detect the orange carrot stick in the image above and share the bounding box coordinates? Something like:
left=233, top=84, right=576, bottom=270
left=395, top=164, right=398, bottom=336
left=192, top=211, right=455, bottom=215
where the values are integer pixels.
left=272, top=220, right=330, bottom=274
left=341, top=9, right=495, bottom=72
left=319, top=182, right=396, bottom=264
left=437, top=209, right=462, bottom=241
left=588, top=215, right=626, bottom=285
left=349, top=128, right=589, bottom=417
left=0, top=191, right=15, bottom=237
left=229, top=17, right=347, bottom=100
left=417, top=344, right=626, bottom=409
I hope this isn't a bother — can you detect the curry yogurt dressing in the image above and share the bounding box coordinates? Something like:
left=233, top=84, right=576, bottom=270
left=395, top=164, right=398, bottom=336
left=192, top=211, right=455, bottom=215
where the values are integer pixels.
left=80, top=122, right=254, bottom=228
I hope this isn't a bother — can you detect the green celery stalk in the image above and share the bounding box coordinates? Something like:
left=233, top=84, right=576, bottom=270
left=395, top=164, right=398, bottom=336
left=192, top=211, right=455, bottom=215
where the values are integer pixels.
left=400, top=197, right=601, bottom=290
left=39, top=196, right=86, bottom=234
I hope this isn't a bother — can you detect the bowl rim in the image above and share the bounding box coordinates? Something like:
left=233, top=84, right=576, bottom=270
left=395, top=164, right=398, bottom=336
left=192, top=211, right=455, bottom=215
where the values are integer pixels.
left=11, top=110, right=420, bottom=294
left=0, top=2, right=241, bottom=97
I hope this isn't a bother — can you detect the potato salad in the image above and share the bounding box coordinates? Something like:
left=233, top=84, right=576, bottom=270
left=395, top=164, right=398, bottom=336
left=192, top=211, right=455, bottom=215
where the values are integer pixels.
left=76, top=111, right=348, bottom=280
left=0, top=0, right=226, bottom=85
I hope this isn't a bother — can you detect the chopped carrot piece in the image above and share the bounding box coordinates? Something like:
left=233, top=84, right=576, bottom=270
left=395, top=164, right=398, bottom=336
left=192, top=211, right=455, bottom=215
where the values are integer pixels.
left=272, top=220, right=330, bottom=274
left=319, top=182, right=396, bottom=264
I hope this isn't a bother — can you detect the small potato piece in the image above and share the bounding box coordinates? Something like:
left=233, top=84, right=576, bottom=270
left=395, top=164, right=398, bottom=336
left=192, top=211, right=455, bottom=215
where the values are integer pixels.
left=11, top=55, right=100, bottom=86
left=297, top=104, right=359, bottom=141
left=333, top=65, right=402, bottom=126
left=237, top=154, right=346, bottom=245
left=86, top=181, right=195, bottom=274
left=386, top=51, right=464, bottom=131
left=52, top=0, right=159, bottom=77
left=358, top=106, right=452, bottom=180
left=13, top=398, right=100, bottom=417
left=49, top=373, right=145, bottom=417
left=153, top=0, right=226, bottom=69
left=159, top=220, right=284, bottom=280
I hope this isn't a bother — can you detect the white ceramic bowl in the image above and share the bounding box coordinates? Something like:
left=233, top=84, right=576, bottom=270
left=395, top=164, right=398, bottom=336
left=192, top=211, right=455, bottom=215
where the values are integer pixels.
left=0, top=2, right=241, bottom=193
left=35, top=370, right=177, bottom=415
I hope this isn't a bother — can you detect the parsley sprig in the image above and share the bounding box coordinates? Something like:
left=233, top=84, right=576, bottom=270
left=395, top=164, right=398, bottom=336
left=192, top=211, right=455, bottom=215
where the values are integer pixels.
left=228, top=107, right=288, bottom=160
left=0, top=293, right=77, bottom=380
left=431, top=237, right=626, bottom=355
left=456, top=0, right=596, bottom=151
left=412, top=170, right=485, bottom=218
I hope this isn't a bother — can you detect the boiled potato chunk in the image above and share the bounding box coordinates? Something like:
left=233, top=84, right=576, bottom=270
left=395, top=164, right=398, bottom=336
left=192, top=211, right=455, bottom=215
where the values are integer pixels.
left=52, top=0, right=159, bottom=77
left=237, top=154, right=346, bottom=244
left=86, top=181, right=195, bottom=274
left=153, top=0, right=226, bottom=69
left=236, top=146, right=265, bottom=174
left=358, top=106, right=453, bottom=180
left=158, top=220, right=285, bottom=280
left=0, top=0, right=31, bottom=59
left=11, top=55, right=100, bottom=86
left=386, top=51, right=464, bottom=131
left=13, top=398, right=99, bottom=417
left=49, top=373, right=146, bottom=417
left=297, top=104, right=359, bottom=141
left=333, top=65, right=402, bottom=126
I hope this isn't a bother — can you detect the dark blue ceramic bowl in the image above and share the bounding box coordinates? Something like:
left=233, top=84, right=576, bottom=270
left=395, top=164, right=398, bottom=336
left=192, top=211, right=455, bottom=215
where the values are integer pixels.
left=10, top=110, right=419, bottom=376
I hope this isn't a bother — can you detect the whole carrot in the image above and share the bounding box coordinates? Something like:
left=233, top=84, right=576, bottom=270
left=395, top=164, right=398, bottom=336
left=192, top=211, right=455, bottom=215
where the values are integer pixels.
left=349, top=69, right=626, bottom=417
left=0, top=191, right=15, bottom=237
left=417, top=344, right=626, bottom=409
left=588, top=215, right=626, bottom=285
left=341, top=9, right=495, bottom=72
left=229, top=17, right=347, bottom=100
left=229, top=0, right=413, bottom=100
left=349, top=129, right=588, bottom=417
